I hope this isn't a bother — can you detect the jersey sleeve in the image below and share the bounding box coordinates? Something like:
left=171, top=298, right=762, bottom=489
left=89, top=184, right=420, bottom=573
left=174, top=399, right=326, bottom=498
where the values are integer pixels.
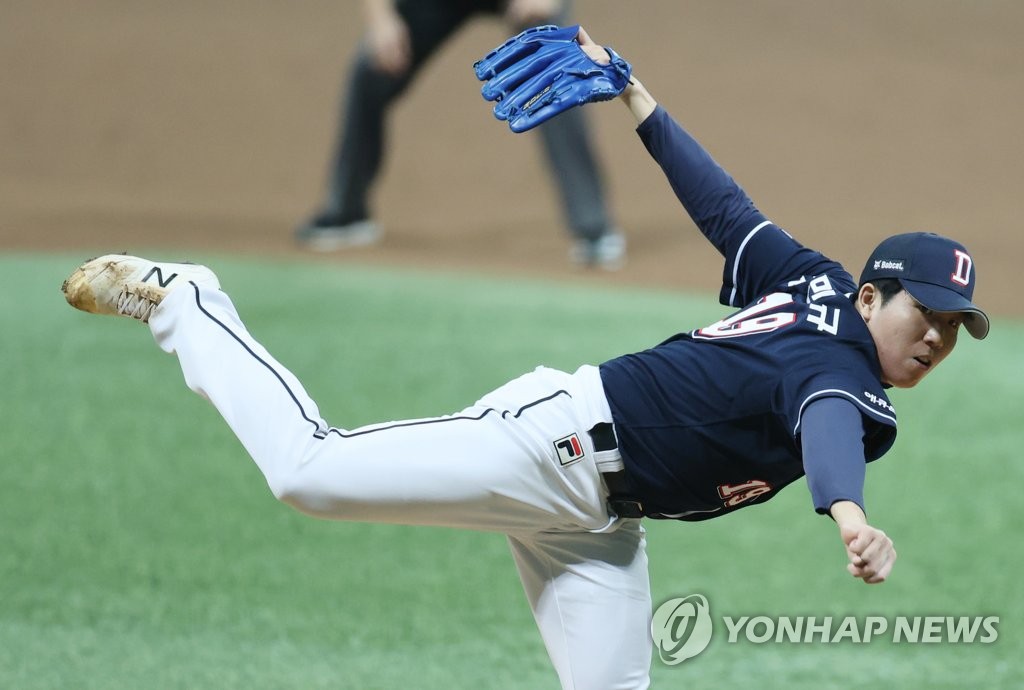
left=800, top=396, right=868, bottom=515
left=721, top=224, right=852, bottom=307
left=636, top=106, right=847, bottom=306
left=789, top=370, right=898, bottom=464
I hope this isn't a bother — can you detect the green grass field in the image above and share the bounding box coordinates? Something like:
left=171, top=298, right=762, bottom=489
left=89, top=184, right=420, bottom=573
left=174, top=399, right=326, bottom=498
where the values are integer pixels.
left=1, top=253, right=1019, bottom=688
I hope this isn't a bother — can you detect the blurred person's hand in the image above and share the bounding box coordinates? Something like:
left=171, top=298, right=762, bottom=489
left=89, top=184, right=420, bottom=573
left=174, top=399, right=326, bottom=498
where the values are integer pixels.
left=505, top=0, right=561, bottom=29
left=365, top=0, right=412, bottom=76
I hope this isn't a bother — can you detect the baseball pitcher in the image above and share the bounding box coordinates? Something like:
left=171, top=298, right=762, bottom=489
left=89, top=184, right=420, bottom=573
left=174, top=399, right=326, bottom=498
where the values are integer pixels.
left=62, top=26, right=988, bottom=690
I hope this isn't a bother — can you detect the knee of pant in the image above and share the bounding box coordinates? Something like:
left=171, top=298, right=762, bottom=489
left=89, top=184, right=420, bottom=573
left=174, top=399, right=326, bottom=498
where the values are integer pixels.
left=265, top=466, right=318, bottom=512
left=266, top=462, right=353, bottom=520
left=266, top=468, right=300, bottom=505
left=269, top=477, right=330, bottom=518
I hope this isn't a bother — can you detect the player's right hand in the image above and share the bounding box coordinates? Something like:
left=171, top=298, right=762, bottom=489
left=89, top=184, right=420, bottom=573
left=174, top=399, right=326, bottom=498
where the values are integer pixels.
left=829, top=500, right=896, bottom=584
left=841, top=523, right=897, bottom=584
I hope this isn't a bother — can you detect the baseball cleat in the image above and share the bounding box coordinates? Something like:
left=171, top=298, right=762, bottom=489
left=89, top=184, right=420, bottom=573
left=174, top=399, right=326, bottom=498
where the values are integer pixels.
left=295, top=217, right=381, bottom=252
left=61, top=254, right=219, bottom=323
left=570, top=230, right=626, bottom=271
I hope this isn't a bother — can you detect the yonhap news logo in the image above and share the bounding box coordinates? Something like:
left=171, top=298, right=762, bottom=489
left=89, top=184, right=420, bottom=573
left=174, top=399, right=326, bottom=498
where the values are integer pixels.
left=651, top=594, right=999, bottom=666
left=650, top=594, right=713, bottom=664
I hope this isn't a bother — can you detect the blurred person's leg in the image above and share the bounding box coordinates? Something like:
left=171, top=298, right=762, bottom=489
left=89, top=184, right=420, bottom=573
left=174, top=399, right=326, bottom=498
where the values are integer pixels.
left=509, top=0, right=625, bottom=269
left=299, top=0, right=476, bottom=249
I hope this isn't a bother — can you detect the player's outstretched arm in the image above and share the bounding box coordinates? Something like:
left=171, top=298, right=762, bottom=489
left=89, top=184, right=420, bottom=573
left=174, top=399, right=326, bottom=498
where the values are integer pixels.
left=577, top=26, right=768, bottom=270
left=477, top=26, right=765, bottom=269
left=830, top=500, right=897, bottom=584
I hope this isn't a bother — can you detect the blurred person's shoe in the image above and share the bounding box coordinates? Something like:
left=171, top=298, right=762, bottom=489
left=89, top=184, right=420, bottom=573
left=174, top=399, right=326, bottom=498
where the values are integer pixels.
left=570, top=230, right=626, bottom=270
left=295, top=215, right=381, bottom=251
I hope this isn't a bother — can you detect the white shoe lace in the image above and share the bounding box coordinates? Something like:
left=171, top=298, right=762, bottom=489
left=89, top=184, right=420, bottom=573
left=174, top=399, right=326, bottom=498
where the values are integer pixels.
left=116, top=289, right=158, bottom=322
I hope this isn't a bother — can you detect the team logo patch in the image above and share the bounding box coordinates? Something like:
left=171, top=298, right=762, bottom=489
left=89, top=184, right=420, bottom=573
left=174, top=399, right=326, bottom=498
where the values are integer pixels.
left=951, top=249, right=972, bottom=287
left=554, top=433, right=585, bottom=466
left=873, top=259, right=904, bottom=272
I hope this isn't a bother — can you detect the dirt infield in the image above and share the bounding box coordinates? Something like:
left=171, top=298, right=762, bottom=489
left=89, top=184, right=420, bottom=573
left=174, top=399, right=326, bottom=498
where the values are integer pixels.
left=3, top=1, right=1019, bottom=315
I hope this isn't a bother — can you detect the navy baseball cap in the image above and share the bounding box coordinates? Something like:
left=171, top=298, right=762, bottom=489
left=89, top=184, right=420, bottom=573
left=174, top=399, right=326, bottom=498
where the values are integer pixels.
left=860, top=232, right=989, bottom=339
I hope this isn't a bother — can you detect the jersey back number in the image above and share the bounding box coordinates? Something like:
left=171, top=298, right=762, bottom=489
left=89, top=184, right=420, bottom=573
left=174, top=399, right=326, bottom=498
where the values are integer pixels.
left=695, top=293, right=796, bottom=339
left=695, top=290, right=842, bottom=340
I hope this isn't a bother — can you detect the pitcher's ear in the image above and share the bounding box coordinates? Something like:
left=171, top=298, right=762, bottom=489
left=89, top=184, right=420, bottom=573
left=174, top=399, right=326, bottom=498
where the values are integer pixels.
left=856, top=283, right=878, bottom=320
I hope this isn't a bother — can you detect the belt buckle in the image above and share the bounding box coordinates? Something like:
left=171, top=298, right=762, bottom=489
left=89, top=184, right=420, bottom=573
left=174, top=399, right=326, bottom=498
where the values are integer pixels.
left=608, top=497, right=644, bottom=519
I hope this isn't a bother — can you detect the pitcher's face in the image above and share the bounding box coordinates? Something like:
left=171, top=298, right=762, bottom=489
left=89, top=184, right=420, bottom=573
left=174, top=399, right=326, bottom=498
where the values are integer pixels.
left=859, top=286, right=961, bottom=388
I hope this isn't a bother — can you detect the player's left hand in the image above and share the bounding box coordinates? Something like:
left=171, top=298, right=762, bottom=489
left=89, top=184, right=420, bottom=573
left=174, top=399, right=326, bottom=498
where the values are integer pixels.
left=841, top=523, right=897, bottom=584
left=473, top=24, right=632, bottom=133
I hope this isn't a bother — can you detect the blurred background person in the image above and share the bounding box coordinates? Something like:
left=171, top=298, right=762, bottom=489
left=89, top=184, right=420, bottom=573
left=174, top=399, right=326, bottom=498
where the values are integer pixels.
left=296, top=0, right=626, bottom=269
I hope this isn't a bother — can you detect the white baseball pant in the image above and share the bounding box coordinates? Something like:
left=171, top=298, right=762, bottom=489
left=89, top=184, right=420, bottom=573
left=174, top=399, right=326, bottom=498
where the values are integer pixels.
left=149, top=284, right=653, bottom=690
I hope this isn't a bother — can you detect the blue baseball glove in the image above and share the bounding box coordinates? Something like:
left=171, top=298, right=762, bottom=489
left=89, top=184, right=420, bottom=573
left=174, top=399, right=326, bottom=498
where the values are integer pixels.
left=473, top=25, right=632, bottom=133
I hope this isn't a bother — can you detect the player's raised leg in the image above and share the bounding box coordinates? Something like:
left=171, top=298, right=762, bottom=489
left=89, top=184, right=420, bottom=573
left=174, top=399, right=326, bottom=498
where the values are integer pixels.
left=153, top=284, right=616, bottom=532
left=62, top=256, right=615, bottom=533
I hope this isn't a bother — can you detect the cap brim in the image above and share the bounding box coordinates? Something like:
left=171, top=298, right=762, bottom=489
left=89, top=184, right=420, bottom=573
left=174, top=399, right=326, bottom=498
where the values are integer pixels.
left=900, top=279, right=990, bottom=340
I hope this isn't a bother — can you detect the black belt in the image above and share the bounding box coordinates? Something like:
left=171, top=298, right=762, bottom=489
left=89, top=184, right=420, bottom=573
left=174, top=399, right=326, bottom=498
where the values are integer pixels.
left=589, top=423, right=645, bottom=519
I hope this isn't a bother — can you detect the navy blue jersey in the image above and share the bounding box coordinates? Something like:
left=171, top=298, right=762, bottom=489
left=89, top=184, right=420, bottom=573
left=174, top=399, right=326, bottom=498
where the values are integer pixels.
left=599, top=107, right=897, bottom=521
